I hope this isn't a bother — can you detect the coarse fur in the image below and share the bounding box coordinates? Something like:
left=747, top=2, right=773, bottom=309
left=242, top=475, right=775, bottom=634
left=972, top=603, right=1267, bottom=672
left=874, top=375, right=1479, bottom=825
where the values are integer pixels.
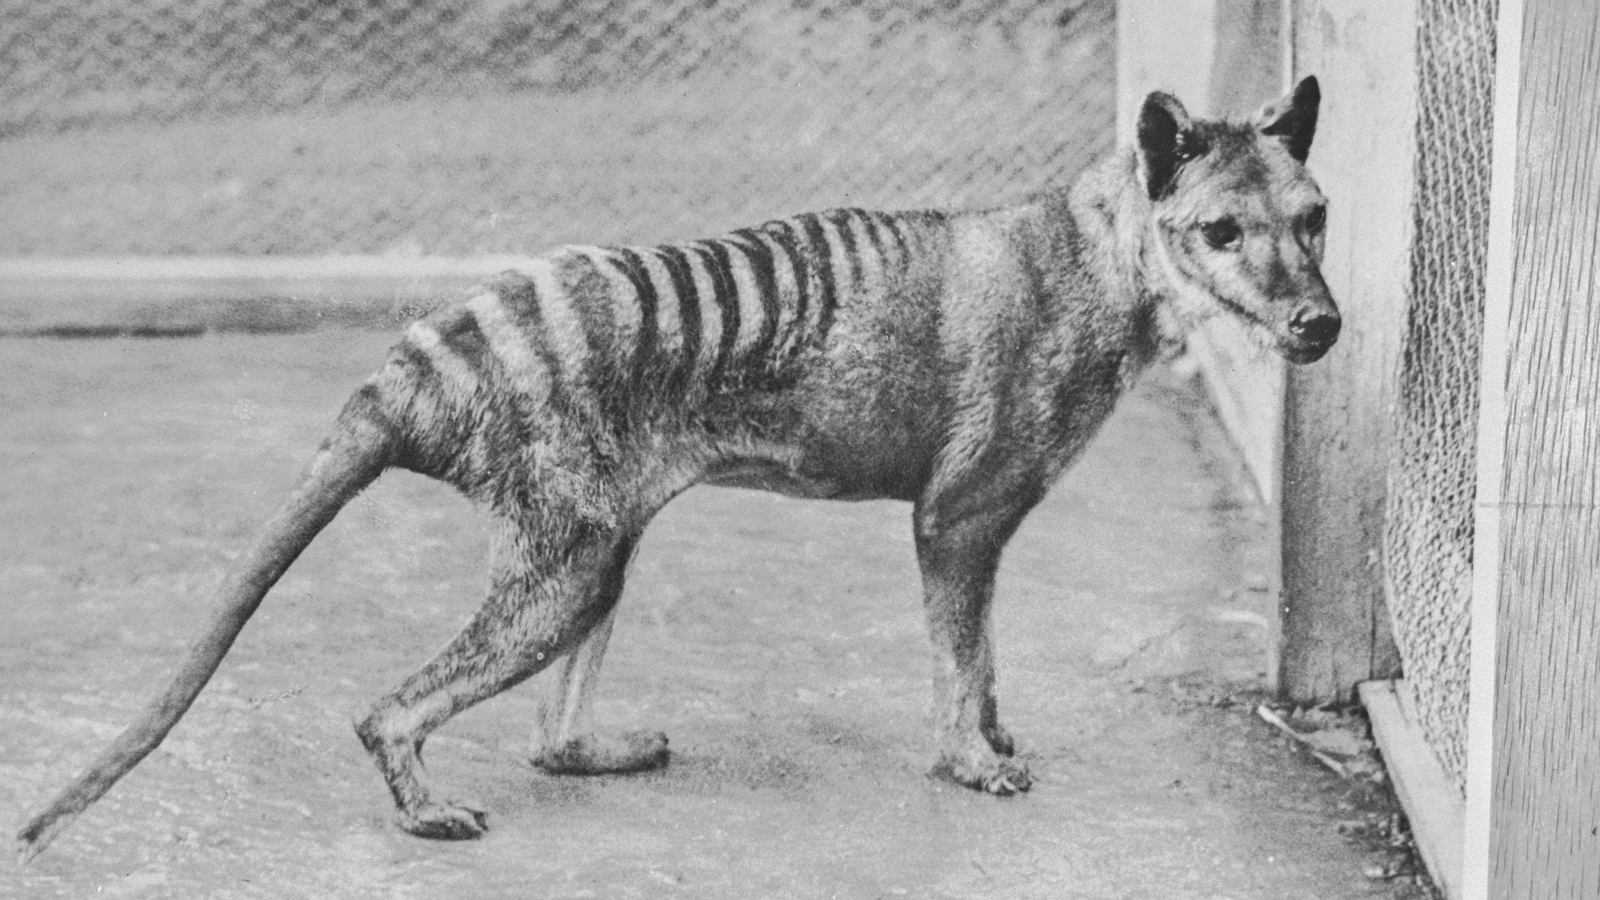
left=17, top=78, right=1338, bottom=859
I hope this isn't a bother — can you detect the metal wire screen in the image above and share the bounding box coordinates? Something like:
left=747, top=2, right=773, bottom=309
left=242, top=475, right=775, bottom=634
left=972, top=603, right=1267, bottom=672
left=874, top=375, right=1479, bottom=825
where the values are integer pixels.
left=1383, top=0, right=1497, bottom=792
left=0, top=0, right=1113, bottom=256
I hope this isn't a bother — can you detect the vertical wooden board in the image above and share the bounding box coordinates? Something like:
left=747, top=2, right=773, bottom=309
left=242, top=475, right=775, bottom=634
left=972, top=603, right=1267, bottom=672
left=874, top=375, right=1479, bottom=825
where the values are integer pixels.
left=1463, top=0, right=1524, bottom=892
left=1195, top=0, right=1287, bottom=508
left=1491, top=1, right=1600, bottom=895
left=1207, top=0, right=1284, bottom=117
left=1195, top=0, right=1288, bottom=686
left=1115, top=0, right=1217, bottom=145
left=1276, top=0, right=1412, bottom=702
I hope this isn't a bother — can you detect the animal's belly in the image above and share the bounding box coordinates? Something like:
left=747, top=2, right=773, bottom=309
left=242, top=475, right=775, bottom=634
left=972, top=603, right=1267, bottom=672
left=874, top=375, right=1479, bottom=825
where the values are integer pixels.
left=695, top=384, right=935, bottom=502
left=699, top=455, right=918, bottom=502
left=699, top=460, right=855, bottom=500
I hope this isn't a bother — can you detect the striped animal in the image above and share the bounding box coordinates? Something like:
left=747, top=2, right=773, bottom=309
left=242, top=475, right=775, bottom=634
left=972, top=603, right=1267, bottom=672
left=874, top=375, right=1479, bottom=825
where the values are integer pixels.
left=18, top=77, right=1337, bottom=857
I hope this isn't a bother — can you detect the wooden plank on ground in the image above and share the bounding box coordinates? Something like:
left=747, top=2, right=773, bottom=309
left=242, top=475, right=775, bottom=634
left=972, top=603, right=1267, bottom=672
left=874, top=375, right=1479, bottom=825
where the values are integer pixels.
left=1360, top=679, right=1464, bottom=900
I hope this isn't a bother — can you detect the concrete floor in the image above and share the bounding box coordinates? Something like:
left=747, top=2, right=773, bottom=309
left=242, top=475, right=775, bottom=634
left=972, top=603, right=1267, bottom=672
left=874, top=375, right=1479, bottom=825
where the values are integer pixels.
left=1, top=330, right=1429, bottom=899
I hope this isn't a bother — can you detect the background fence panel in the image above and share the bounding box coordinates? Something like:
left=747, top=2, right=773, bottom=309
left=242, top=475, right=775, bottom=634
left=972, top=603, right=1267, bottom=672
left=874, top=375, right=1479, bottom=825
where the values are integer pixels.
left=1382, top=0, right=1497, bottom=795
left=0, top=0, right=1113, bottom=257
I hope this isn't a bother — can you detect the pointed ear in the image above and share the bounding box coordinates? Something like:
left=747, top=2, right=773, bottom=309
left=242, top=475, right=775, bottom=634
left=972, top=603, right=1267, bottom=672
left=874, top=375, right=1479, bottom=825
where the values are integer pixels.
left=1256, top=75, right=1320, bottom=162
left=1137, top=91, right=1205, bottom=200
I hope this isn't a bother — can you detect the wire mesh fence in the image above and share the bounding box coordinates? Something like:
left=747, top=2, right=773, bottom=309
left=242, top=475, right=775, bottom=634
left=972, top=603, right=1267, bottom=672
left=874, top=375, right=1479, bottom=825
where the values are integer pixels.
left=0, top=0, right=1114, bottom=256
left=1383, top=0, right=1498, bottom=792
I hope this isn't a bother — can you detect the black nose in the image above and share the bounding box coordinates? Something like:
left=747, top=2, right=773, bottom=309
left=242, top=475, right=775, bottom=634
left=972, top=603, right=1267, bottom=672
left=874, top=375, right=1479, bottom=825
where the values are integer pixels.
left=1289, top=308, right=1341, bottom=345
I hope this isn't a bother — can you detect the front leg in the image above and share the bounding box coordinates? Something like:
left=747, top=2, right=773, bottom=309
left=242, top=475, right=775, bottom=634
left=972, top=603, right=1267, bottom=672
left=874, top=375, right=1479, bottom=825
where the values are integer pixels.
left=913, top=497, right=1033, bottom=796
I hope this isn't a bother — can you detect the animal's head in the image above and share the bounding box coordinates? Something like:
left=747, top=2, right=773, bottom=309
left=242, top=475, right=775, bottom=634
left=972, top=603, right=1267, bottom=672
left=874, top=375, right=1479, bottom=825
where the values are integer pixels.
left=1136, top=76, right=1339, bottom=364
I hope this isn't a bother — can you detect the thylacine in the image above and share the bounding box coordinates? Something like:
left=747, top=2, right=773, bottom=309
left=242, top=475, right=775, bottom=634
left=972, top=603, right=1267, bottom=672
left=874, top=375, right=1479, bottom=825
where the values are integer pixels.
left=17, top=77, right=1337, bottom=859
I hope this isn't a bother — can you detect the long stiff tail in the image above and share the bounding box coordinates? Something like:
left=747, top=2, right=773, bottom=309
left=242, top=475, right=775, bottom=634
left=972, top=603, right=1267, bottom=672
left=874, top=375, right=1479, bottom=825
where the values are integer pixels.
left=15, top=404, right=394, bottom=864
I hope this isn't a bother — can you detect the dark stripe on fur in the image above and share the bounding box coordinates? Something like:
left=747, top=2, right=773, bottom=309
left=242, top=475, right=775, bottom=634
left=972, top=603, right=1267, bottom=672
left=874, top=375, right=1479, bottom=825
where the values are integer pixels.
left=828, top=209, right=864, bottom=294
left=348, top=382, right=389, bottom=422
left=653, top=245, right=703, bottom=394
left=432, top=308, right=506, bottom=465
left=729, top=229, right=783, bottom=374
left=696, top=241, right=743, bottom=388
left=434, top=307, right=495, bottom=385
left=433, top=307, right=534, bottom=483
left=761, top=220, right=811, bottom=354
left=565, top=256, right=621, bottom=391
left=490, top=273, right=574, bottom=415
left=856, top=210, right=889, bottom=281
left=603, top=249, right=660, bottom=396
left=388, top=340, right=455, bottom=477
left=796, top=213, right=839, bottom=340
left=877, top=213, right=911, bottom=277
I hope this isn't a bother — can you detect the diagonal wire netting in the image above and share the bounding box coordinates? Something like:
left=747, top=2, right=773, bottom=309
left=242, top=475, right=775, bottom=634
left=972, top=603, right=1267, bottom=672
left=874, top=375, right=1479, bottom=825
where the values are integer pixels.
left=1383, top=0, right=1497, bottom=792
left=0, top=0, right=1114, bottom=256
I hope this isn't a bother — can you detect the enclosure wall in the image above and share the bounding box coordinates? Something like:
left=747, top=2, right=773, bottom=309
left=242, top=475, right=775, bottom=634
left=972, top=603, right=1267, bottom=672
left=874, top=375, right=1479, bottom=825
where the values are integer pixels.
left=1488, top=1, right=1600, bottom=894
left=1381, top=0, right=1497, bottom=794
left=0, top=1, right=1114, bottom=256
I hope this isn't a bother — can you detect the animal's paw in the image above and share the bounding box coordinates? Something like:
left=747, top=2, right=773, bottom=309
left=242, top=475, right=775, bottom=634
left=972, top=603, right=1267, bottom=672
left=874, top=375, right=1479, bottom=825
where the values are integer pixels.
left=397, top=800, right=489, bottom=840
left=532, top=729, right=670, bottom=775
left=934, top=752, right=1033, bottom=796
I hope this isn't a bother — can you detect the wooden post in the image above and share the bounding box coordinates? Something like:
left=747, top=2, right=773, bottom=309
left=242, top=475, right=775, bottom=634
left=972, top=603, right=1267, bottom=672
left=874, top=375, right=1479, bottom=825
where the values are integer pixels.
left=1275, top=0, right=1411, bottom=702
left=1484, top=1, right=1600, bottom=895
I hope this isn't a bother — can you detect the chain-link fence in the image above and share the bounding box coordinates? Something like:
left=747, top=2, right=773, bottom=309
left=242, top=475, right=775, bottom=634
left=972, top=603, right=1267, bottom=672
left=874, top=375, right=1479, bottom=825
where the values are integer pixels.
left=1383, top=0, right=1497, bottom=792
left=0, top=0, right=1113, bottom=256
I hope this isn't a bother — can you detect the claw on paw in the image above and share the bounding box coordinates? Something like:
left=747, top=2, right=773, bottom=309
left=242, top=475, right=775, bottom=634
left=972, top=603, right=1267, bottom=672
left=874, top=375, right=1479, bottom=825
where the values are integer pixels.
left=982, top=758, right=1033, bottom=795
left=934, top=754, right=1033, bottom=796
left=982, top=767, right=1031, bottom=796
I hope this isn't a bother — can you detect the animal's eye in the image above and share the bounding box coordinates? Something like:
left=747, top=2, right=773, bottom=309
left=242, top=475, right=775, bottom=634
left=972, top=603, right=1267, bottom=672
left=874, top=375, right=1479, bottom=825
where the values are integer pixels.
left=1199, top=218, right=1241, bottom=249
left=1304, top=205, right=1327, bottom=234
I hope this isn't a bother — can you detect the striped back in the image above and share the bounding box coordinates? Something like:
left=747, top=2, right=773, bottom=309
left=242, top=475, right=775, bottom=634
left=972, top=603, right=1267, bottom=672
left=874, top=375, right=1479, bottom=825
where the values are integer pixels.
left=390, top=207, right=943, bottom=442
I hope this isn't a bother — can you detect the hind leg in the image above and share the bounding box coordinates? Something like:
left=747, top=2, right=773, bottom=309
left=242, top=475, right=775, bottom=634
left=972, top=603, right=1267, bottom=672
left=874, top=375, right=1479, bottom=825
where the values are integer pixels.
left=527, top=586, right=670, bottom=774
left=354, top=521, right=630, bottom=839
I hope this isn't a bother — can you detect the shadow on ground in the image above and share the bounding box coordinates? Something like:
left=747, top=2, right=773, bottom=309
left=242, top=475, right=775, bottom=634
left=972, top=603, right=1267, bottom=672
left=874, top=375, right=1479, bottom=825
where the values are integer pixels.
left=1, top=330, right=1427, bottom=899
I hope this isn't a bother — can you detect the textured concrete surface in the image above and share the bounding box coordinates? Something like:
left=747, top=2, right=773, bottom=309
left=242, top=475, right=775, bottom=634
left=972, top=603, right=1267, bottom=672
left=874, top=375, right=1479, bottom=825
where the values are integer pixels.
left=1, top=330, right=1428, bottom=898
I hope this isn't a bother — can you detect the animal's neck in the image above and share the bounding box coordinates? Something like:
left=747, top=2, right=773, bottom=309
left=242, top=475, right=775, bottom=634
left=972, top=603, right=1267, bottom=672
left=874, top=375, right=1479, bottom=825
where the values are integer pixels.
left=1066, top=151, right=1184, bottom=350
